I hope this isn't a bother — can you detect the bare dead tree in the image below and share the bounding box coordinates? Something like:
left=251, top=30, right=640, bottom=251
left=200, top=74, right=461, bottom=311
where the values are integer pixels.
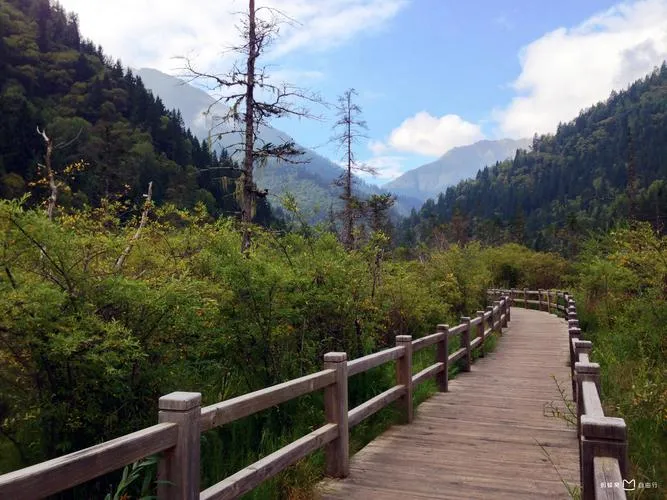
left=331, top=88, right=376, bottom=250
left=114, top=182, right=153, bottom=271
left=180, top=0, right=320, bottom=252
left=36, top=126, right=83, bottom=221
left=36, top=127, right=56, bottom=220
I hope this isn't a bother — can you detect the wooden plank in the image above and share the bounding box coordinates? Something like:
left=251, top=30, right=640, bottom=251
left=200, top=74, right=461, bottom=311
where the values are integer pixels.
left=412, top=331, right=446, bottom=352
left=320, top=308, right=580, bottom=500
left=470, top=316, right=483, bottom=326
left=200, top=370, right=335, bottom=431
left=448, top=323, right=467, bottom=336
left=593, top=457, right=626, bottom=500
left=201, top=424, right=338, bottom=500
left=348, top=385, right=405, bottom=428
left=411, top=362, right=445, bottom=387
left=448, top=347, right=467, bottom=363
left=347, top=346, right=405, bottom=377
left=0, top=423, right=178, bottom=499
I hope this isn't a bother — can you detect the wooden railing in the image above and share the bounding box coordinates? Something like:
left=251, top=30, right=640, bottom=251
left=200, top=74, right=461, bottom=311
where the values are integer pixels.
left=488, top=289, right=628, bottom=500
left=0, top=296, right=511, bottom=499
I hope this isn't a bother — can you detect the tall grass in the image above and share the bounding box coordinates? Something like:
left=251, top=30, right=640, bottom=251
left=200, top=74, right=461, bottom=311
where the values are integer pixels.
left=575, top=224, right=666, bottom=500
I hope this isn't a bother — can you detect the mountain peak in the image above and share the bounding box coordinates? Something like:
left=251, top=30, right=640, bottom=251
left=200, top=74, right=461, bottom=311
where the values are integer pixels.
left=384, top=138, right=531, bottom=207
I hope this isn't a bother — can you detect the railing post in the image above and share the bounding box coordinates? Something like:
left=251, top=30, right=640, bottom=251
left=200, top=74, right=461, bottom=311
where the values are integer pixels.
left=523, top=288, right=528, bottom=308
left=574, top=341, right=593, bottom=403
left=501, top=298, right=508, bottom=327
left=580, top=416, right=628, bottom=500
left=436, top=324, right=449, bottom=392
left=475, top=311, right=485, bottom=357
left=569, top=327, right=582, bottom=396
left=460, top=317, right=472, bottom=372
left=158, top=392, right=201, bottom=500
left=546, top=290, right=552, bottom=314
left=538, top=289, right=544, bottom=311
left=324, top=352, right=349, bottom=477
left=568, top=306, right=578, bottom=319
left=395, top=335, right=413, bottom=423
left=506, top=295, right=511, bottom=323
left=493, top=301, right=502, bottom=334
left=574, top=361, right=600, bottom=437
left=485, top=306, right=494, bottom=338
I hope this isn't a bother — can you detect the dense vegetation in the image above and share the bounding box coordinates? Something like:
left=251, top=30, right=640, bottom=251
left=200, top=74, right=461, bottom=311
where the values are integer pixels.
left=400, top=65, right=667, bottom=254
left=575, top=223, right=666, bottom=499
left=1, top=1, right=665, bottom=499
left=0, top=198, right=566, bottom=497
left=0, top=0, right=273, bottom=222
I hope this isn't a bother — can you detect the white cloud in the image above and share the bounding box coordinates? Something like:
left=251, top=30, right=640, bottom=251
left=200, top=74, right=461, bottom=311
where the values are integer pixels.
left=496, top=0, right=667, bottom=138
left=58, top=0, right=408, bottom=73
left=360, top=156, right=408, bottom=182
left=270, top=0, right=408, bottom=58
left=368, top=139, right=388, bottom=155
left=378, top=112, right=485, bottom=157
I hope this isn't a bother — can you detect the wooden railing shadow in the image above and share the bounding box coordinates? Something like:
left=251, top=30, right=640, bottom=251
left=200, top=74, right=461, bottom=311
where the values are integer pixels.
left=0, top=296, right=511, bottom=499
left=489, top=289, right=629, bottom=500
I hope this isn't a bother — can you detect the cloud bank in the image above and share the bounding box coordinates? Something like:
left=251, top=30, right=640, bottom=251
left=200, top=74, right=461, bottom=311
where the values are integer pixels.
left=496, top=0, right=667, bottom=137
left=58, top=0, right=408, bottom=73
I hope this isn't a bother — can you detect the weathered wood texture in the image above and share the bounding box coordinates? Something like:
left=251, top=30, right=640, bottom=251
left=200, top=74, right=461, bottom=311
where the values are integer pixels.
left=319, top=308, right=579, bottom=499
left=0, top=423, right=178, bottom=499
left=593, top=457, right=625, bottom=500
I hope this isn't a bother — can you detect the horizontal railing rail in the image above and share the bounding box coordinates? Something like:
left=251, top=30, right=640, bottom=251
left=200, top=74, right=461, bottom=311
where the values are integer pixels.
left=0, top=423, right=179, bottom=499
left=488, top=288, right=628, bottom=500
left=0, top=295, right=512, bottom=499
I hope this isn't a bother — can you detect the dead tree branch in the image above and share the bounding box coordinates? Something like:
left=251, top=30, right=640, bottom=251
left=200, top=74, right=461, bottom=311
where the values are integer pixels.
left=114, top=182, right=153, bottom=272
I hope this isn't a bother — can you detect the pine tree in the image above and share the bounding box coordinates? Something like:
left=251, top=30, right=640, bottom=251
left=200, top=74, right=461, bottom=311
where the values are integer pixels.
left=331, top=89, right=376, bottom=249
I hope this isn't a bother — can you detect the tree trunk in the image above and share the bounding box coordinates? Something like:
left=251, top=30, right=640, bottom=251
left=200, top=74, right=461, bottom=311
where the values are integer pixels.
left=114, top=182, right=153, bottom=271
left=242, top=0, right=257, bottom=253
left=344, top=91, right=353, bottom=250
left=37, top=128, right=56, bottom=221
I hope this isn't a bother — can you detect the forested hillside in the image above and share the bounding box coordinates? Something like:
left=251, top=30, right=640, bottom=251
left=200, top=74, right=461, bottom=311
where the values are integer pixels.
left=0, top=0, right=274, bottom=222
left=399, top=65, right=667, bottom=254
left=0, top=1, right=664, bottom=498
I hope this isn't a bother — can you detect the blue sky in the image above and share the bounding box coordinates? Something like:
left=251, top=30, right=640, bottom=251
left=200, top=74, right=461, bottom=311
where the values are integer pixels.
left=59, top=0, right=667, bottom=184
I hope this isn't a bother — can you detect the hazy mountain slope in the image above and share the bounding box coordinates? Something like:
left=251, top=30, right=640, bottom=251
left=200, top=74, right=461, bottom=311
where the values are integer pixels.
left=384, top=138, right=531, bottom=204
left=136, top=68, right=383, bottom=218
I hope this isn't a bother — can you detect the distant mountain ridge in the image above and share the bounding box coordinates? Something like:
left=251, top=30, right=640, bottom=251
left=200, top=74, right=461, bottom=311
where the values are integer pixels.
left=383, top=138, right=531, bottom=208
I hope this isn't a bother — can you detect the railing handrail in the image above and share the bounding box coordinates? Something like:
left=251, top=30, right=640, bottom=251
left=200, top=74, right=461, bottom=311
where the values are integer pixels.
left=489, top=288, right=628, bottom=500
left=0, top=295, right=513, bottom=499
left=0, top=423, right=179, bottom=499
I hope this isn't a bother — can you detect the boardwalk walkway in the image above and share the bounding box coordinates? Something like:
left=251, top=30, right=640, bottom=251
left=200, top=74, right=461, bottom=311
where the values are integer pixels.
left=319, top=308, right=579, bottom=499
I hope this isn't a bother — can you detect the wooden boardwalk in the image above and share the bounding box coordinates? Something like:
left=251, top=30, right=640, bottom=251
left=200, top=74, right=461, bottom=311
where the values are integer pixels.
left=319, top=308, right=579, bottom=499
